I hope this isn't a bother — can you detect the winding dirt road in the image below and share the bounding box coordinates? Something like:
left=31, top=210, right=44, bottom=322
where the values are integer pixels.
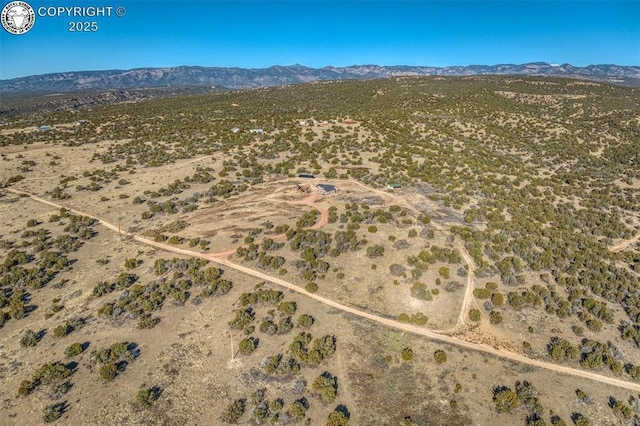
left=5, top=187, right=640, bottom=393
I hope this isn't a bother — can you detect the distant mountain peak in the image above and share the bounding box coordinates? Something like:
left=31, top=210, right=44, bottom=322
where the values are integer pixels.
left=2, top=63, right=639, bottom=94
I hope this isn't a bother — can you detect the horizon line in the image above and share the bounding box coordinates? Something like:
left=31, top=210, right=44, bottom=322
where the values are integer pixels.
left=3, top=61, right=640, bottom=81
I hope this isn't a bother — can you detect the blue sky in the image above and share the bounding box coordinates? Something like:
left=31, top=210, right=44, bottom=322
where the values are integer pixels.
left=1, top=1, right=639, bottom=79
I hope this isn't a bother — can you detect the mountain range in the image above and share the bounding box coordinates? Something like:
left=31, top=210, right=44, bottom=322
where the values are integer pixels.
left=2, top=62, right=640, bottom=94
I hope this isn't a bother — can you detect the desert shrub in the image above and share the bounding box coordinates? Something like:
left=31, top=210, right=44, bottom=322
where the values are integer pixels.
left=135, top=386, right=161, bottom=409
left=53, top=323, right=73, bottom=338
left=493, top=386, right=518, bottom=413
left=64, top=342, right=85, bottom=357
left=223, top=398, right=246, bottom=424
left=434, top=349, right=447, bottom=364
left=99, top=362, right=118, bottom=381
left=305, top=282, right=318, bottom=293
left=572, top=325, right=584, bottom=336
left=438, top=266, right=450, bottom=279
left=572, top=413, right=591, bottom=426
left=398, top=313, right=410, bottom=323
left=93, top=342, right=137, bottom=381
left=123, top=258, right=138, bottom=269
left=401, top=347, right=413, bottom=361
left=473, top=288, right=491, bottom=299
left=312, top=372, right=338, bottom=403
left=410, top=282, right=432, bottom=300
left=489, top=311, right=503, bottom=324
left=297, top=314, right=314, bottom=328
left=390, top=264, right=405, bottom=276
left=137, top=315, right=160, bottom=329
left=43, top=402, right=66, bottom=423
left=167, top=235, right=182, bottom=245
left=368, top=225, right=378, bottom=233
left=550, top=415, right=567, bottom=426
left=469, top=309, right=481, bottom=321
left=228, top=308, right=255, bottom=330
left=20, top=329, right=39, bottom=347
left=278, top=301, right=297, bottom=315
left=287, top=399, right=308, bottom=421
left=239, top=337, right=258, bottom=354
left=410, top=313, right=428, bottom=326
left=19, top=362, right=73, bottom=396
left=491, top=292, right=505, bottom=306
left=366, top=244, right=384, bottom=258
left=326, top=408, right=350, bottom=426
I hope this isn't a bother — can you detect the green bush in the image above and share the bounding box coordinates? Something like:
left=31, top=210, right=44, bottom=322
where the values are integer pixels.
left=167, top=235, right=182, bottom=245
left=469, top=309, right=481, bottom=321
left=124, top=258, right=138, bottom=269
left=53, top=323, right=72, bottom=338
left=485, top=282, right=498, bottom=291
left=137, top=315, right=160, bottom=329
left=312, top=372, right=338, bottom=402
left=238, top=337, right=258, bottom=354
left=401, top=347, right=413, bottom=361
left=434, top=349, right=447, bottom=364
left=327, top=409, right=350, bottom=426
left=98, top=362, right=118, bottom=381
left=489, top=311, right=503, bottom=324
left=473, top=288, right=491, bottom=299
left=297, top=314, right=314, bottom=328
left=278, top=301, right=297, bottom=315
left=64, top=342, right=85, bottom=357
left=438, top=266, right=450, bottom=279
left=493, top=387, right=518, bottom=413
left=410, top=313, right=428, bottom=326
left=223, top=398, right=246, bottom=424
left=491, top=292, right=504, bottom=306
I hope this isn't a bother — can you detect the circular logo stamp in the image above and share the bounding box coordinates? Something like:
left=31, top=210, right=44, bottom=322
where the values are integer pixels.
left=1, top=1, right=35, bottom=35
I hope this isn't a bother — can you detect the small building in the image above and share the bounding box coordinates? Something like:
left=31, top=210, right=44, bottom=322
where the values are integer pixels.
left=36, top=125, right=52, bottom=131
left=250, top=128, right=264, bottom=134
left=387, top=183, right=402, bottom=190
left=315, top=184, right=338, bottom=195
left=298, top=174, right=315, bottom=179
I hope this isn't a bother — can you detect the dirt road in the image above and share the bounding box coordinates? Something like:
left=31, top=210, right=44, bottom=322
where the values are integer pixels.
left=6, top=187, right=640, bottom=392
left=609, top=233, right=640, bottom=253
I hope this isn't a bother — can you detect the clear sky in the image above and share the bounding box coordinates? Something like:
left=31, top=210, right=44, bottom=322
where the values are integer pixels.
left=0, top=1, right=639, bottom=79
